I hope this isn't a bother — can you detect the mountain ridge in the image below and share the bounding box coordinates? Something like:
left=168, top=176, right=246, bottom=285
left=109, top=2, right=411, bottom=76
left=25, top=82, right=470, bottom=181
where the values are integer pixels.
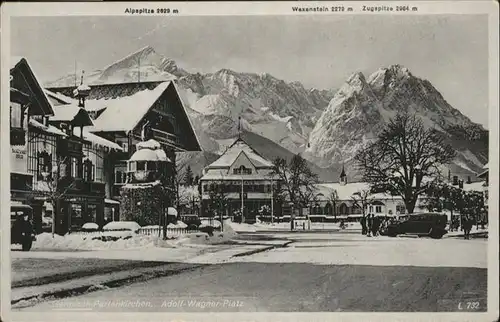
left=45, top=47, right=487, bottom=181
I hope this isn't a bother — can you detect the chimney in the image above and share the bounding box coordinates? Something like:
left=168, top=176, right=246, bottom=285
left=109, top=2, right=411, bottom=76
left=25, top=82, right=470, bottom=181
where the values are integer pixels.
left=453, top=176, right=458, bottom=185
left=467, top=176, right=472, bottom=184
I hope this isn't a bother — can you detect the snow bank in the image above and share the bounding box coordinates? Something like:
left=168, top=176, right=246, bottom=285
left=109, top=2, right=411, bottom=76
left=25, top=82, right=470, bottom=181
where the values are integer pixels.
left=82, top=223, right=99, bottom=230
left=103, top=221, right=141, bottom=232
left=174, top=220, right=237, bottom=246
left=226, top=221, right=257, bottom=233
left=199, top=219, right=222, bottom=228
left=32, top=232, right=162, bottom=251
left=167, top=221, right=187, bottom=229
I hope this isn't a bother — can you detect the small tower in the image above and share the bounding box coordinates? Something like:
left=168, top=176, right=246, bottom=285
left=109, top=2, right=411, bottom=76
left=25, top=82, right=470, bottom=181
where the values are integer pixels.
left=126, top=139, right=170, bottom=184
left=340, top=164, right=347, bottom=185
left=73, top=71, right=91, bottom=109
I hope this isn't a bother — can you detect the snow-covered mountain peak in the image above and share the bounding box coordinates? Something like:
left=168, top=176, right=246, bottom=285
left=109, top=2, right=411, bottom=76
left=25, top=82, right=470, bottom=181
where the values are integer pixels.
left=304, top=65, right=488, bottom=177
left=333, top=71, right=368, bottom=100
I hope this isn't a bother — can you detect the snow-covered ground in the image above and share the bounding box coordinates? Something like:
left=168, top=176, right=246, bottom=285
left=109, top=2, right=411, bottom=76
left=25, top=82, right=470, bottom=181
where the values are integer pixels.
left=253, top=221, right=360, bottom=231
left=229, top=232, right=487, bottom=268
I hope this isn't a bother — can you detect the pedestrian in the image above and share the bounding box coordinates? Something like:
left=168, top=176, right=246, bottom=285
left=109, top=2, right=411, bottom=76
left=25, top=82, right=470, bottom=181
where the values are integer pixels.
left=360, top=215, right=367, bottom=235
left=367, top=213, right=373, bottom=237
left=463, top=215, right=473, bottom=240
left=372, top=215, right=380, bottom=236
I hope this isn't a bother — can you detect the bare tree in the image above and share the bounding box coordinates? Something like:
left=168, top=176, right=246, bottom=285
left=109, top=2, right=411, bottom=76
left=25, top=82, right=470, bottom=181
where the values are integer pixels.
left=206, top=173, right=229, bottom=230
left=351, top=189, right=373, bottom=217
left=354, top=112, right=455, bottom=214
left=30, top=156, right=77, bottom=236
left=270, top=154, right=319, bottom=229
left=328, top=189, right=340, bottom=219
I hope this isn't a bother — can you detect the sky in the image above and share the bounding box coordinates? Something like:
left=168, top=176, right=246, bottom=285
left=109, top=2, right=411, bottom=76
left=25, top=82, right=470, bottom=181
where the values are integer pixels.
left=10, top=15, right=489, bottom=127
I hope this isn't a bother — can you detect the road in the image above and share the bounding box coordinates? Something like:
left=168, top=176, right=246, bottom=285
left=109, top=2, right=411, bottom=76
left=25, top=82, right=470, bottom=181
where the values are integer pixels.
left=14, top=232, right=488, bottom=312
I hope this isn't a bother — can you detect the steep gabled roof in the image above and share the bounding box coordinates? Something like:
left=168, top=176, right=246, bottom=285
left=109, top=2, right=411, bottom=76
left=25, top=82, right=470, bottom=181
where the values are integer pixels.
left=10, top=56, right=54, bottom=116
left=208, top=137, right=274, bottom=168
left=51, top=104, right=94, bottom=127
left=89, top=81, right=171, bottom=133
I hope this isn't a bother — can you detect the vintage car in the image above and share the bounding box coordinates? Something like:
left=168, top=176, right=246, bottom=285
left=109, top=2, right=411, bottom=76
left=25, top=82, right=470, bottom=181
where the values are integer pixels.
left=383, top=212, right=448, bottom=239
left=11, top=203, right=36, bottom=251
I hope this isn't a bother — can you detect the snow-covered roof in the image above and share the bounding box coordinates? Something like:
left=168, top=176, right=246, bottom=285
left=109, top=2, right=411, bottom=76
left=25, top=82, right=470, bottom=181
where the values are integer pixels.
left=129, top=139, right=170, bottom=161
left=315, top=182, right=372, bottom=201
left=137, top=139, right=162, bottom=150
left=89, top=81, right=171, bottom=133
left=129, top=148, right=170, bottom=162
left=51, top=104, right=82, bottom=122
left=44, top=89, right=74, bottom=105
left=200, top=172, right=278, bottom=181
left=28, top=118, right=68, bottom=137
left=50, top=104, right=94, bottom=128
left=11, top=56, right=55, bottom=116
left=208, top=138, right=274, bottom=168
left=462, top=181, right=487, bottom=192
left=73, top=127, right=123, bottom=151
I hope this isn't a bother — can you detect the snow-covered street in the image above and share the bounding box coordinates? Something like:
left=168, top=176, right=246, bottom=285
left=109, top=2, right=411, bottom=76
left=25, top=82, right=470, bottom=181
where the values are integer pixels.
left=12, top=230, right=487, bottom=312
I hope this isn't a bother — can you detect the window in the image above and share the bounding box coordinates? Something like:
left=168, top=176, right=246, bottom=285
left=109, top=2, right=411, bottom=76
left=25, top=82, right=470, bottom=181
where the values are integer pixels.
left=37, top=151, right=52, bottom=180
left=87, top=204, right=97, bottom=223
left=375, top=205, right=382, bottom=213
left=122, top=142, right=129, bottom=152
left=324, top=203, right=332, bottom=215
left=83, top=159, right=94, bottom=181
left=233, top=165, right=252, bottom=175
left=70, top=204, right=83, bottom=230
left=83, top=145, right=104, bottom=182
left=148, top=162, right=157, bottom=171
left=115, top=171, right=122, bottom=183
left=10, top=102, right=23, bottom=128
left=70, top=157, right=82, bottom=178
left=136, top=161, right=145, bottom=171
left=396, top=204, right=406, bottom=214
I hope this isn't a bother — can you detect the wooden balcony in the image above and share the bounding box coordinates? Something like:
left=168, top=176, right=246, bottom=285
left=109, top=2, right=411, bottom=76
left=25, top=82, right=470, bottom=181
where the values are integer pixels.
left=58, top=176, right=105, bottom=196
left=151, top=128, right=179, bottom=145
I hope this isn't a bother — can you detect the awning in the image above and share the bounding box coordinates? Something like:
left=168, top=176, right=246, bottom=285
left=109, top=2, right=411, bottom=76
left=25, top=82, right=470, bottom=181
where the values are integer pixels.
left=29, top=118, right=67, bottom=137
left=73, top=127, right=123, bottom=151
left=105, top=198, right=120, bottom=205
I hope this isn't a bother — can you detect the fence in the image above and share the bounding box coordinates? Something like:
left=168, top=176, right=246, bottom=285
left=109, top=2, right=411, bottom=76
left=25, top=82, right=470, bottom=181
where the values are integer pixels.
left=70, top=227, right=199, bottom=237
left=137, top=227, right=200, bottom=237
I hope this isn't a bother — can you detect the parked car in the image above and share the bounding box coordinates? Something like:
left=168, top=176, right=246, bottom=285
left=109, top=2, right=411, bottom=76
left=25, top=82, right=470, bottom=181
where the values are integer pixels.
left=383, top=213, right=448, bottom=239
left=11, top=203, right=36, bottom=251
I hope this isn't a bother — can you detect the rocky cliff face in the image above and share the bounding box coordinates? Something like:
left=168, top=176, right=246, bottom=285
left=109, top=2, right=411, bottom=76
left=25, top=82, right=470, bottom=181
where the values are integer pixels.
left=305, top=65, right=488, bottom=178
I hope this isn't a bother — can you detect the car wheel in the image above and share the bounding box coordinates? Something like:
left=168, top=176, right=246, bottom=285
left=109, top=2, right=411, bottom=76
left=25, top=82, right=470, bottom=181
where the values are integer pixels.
left=22, top=238, right=32, bottom=251
left=430, top=229, right=443, bottom=239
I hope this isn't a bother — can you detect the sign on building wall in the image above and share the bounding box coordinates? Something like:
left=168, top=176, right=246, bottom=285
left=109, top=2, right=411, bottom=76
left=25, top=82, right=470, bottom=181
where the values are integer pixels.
left=11, top=146, right=28, bottom=173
